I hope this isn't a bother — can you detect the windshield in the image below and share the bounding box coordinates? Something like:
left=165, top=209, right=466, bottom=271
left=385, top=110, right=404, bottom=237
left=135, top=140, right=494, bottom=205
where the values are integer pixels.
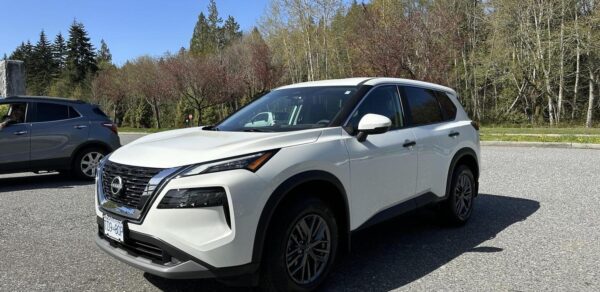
left=216, top=86, right=357, bottom=132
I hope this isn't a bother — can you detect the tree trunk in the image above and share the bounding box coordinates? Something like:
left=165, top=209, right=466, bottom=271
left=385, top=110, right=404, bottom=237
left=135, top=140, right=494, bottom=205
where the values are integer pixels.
left=557, top=0, right=565, bottom=123
left=586, top=72, right=595, bottom=128
left=585, top=27, right=595, bottom=128
left=572, top=6, right=580, bottom=120
left=197, top=107, right=203, bottom=127
left=153, top=102, right=161, bottom=129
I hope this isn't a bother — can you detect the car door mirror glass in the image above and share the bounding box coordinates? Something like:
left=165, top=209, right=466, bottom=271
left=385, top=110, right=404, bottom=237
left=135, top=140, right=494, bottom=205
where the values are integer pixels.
left=356, top=113, right=392, bottom=142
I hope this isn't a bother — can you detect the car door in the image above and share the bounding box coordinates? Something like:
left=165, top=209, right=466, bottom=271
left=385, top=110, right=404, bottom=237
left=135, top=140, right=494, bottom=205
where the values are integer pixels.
left=30, top=102, right=89, bottom=169
left=344, top=85, right=418, bottom=227
left=400, top=86, right=458, bottom=198
left=0, top=101, right=31, bottom=172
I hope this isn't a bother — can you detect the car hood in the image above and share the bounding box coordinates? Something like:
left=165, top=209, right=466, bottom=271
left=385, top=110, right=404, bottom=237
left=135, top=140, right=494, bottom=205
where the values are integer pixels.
left=109, top=127, right=323, bottom=168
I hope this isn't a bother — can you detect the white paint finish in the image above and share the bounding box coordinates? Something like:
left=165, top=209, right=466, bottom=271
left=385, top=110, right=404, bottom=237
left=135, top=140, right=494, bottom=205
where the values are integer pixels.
left=412, top=122, right=459, bottom=197
left=109, top=127, right=323, bottom=168
left=343, top=128, right=418, bottom=229
left=357, top=114, right=392, bottom=131
left=275, top=77, right=371, bottom=89
left=274, top=77, right=457, bottom=96
left=364, top=78, right=457, bottom=95
left=96, top=78, right=480, bottom=272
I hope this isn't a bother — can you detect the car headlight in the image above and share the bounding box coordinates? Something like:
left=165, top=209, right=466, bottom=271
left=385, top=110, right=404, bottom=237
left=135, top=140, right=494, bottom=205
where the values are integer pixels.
left=158, top=187, right=226, bottom=209
left=157, top=187, right=232, bottom=227
left=179, top=150, right=277, bottom=177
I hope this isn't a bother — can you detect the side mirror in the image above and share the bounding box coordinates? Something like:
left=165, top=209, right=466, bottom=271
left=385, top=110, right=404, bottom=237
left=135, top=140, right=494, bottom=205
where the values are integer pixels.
left=356, top=114, right=392, bottom=142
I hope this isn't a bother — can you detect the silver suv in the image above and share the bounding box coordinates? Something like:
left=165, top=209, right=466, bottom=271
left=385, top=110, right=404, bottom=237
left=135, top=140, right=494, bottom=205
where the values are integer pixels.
left=0, top=96, right=121, bottom=179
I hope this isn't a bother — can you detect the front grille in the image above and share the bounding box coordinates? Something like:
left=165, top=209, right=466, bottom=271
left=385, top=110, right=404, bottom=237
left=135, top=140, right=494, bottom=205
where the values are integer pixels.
left=101, top=161, right=164, bottom=209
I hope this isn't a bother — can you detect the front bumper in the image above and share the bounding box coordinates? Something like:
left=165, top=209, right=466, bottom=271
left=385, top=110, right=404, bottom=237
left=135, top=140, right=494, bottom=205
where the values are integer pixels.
left=95, top=217, right=258, bottom=279
left=95, top=234, right=211, bottom=279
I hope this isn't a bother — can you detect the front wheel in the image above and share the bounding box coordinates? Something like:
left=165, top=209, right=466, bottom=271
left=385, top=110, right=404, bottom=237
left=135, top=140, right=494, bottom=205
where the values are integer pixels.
left=73, top=147, right=106, bottom=180
left=441, top=165, right=477, bottom=225
left=261, top=197, right=339, bottom=292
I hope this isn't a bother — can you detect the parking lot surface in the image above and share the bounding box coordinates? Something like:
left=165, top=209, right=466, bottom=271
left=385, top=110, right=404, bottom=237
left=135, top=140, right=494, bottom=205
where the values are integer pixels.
left=0, top=133, right=598, bottom=291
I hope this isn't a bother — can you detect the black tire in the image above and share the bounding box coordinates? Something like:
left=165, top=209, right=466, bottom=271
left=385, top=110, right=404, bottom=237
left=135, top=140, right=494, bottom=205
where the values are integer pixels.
left=260, top=197, right=339, bottom=292
left=440, top=165, right=477, bottom=225
left=72, top=147, right=106, bottom=180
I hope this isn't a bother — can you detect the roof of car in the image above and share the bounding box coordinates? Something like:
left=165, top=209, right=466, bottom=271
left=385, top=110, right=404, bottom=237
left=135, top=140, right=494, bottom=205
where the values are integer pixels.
left=274, top=77, right=457, bottom=95
left=2, top=96, right=86, bottom=104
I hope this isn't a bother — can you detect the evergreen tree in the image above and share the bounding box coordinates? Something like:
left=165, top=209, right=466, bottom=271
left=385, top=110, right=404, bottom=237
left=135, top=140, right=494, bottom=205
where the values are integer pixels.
left=190, top=1, right=241, bottom=55
left=65, top=20, right=98, bottom=84
left=9, top=42, right=31, bottom=61
left=2, top=54, right=6, bottom=60
left=10, top=41, right=35, bottom=94
left=190, top=12, right=215, bottom=55
left=207, top=0, right=222, bottom=32
left=206, top=0, right=225, bottom=52
left=30, top=30, right=56, bottom=95
left=221, top=16, right=242, bottom=49
left=96, top=39, right=113, bottom=69
left=53, top=33, right=67, bottom=70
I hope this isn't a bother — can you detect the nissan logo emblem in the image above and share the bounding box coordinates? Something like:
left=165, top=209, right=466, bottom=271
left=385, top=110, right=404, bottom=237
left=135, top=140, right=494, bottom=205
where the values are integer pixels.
left=110, top=176, right=123, bottom=196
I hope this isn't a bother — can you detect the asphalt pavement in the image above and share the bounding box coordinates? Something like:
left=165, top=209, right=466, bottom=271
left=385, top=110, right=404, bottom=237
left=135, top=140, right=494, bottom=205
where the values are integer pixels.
left=0, top=133, right=598, bottom=291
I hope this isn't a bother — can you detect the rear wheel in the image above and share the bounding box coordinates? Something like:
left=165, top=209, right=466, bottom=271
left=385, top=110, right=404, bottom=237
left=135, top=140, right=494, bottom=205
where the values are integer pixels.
left=73, top=147, right=106, bottom=180
left=441, top=165, right=476, bottom=225
left=261, top=197, right=338, bottom=292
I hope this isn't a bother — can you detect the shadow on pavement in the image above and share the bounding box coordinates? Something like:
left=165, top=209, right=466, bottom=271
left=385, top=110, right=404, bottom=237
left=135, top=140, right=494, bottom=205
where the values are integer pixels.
left=144, top=193, right=539, bottom=291
left=0, top=173, right=92, bottom=192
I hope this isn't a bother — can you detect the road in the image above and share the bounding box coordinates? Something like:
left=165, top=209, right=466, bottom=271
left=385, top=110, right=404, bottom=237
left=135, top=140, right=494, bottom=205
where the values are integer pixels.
left=0, top=133, right=598, bottom=291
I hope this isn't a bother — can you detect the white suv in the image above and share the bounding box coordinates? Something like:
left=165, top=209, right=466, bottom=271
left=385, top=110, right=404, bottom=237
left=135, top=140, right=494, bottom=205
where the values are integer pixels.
left=95, top=77, right=480, bottom=291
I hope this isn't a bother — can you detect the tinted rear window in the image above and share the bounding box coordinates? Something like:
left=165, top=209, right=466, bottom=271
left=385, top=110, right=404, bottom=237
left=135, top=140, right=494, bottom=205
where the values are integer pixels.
left=35, top=103, right=80, bottom=122
left=435, top=91, right=457, bottom=121
left=93, top=107, right=108, bottom=118
left=402, top=86, right=443, bottom=126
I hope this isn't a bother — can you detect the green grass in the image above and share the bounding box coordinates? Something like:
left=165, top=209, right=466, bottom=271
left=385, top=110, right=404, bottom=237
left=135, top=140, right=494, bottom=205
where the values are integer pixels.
left=480, top=134, right=600, bottom=144
left=481, top=126, right=600, bottom=135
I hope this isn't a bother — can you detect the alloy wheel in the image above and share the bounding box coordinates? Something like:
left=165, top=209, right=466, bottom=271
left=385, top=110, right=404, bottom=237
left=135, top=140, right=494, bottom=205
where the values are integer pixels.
left=80, top=151, right=104, bottom=178
left=454, top=172, right=473, bottom=220
left=285, top=214, right=331, bottom=285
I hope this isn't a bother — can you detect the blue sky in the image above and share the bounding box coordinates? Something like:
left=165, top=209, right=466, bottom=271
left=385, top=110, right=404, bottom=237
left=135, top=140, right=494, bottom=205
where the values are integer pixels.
left=0, top=0, right=269, bottom=65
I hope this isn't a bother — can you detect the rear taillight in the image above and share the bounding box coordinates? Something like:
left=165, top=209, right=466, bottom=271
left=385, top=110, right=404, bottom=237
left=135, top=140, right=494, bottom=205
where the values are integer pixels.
left=102, top=122, right=118, bottom=134
left=471, top=121, right=480, bottom=131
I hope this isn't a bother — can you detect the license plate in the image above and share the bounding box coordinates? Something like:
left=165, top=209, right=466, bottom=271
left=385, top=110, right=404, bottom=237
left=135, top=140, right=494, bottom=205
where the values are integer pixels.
left=103, top=215, right=124, bottom=243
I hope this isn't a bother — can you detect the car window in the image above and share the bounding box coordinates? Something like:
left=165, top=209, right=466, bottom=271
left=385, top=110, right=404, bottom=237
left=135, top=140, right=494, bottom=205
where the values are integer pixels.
left=0, top=102, right=28, bottom=125
left=435, top=91, right=457, bottom=121
left=93, top=107, right=108, bottom=118
left=69, top=107, right=81, bottom=118
left=35, top=102, right=78, bottom=122
left=402, top=86, right=444, bottom=126
left=216, top=86, right=357, bottom=132
left=347, top=85, right=403, bottom=131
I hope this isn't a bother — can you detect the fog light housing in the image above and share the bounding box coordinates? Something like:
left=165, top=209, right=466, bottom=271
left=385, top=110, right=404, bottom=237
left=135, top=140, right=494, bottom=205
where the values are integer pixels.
left=158, top=187, right=226, bottom=209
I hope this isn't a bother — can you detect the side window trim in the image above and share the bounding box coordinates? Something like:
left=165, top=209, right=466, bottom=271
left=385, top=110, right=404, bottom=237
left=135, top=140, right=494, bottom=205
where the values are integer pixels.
left=343, top=84, right=406, bottom=133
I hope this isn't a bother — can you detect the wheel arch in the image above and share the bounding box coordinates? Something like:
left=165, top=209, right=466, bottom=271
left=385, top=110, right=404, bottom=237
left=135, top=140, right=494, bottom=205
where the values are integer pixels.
left=70, top=140, right=113, bottom=167
left=252, top=170, right=351, bottom=264
left=445, top=147, right=479, bottom=198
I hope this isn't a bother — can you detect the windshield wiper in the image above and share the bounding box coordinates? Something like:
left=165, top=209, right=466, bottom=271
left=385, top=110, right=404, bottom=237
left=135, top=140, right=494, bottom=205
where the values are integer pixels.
left=243, top=128, right=271, bottom=132
left=203, top=125, right=219, bottom=131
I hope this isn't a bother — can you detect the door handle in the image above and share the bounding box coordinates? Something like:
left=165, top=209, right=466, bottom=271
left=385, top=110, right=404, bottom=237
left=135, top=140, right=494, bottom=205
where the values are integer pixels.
left=449, top=131, right=460, bottom=138
left=74, top=125, right=88, bottom=129
left=403, top=140, right=416, bottom=148
left=13, top=130, right=28, bottom=135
